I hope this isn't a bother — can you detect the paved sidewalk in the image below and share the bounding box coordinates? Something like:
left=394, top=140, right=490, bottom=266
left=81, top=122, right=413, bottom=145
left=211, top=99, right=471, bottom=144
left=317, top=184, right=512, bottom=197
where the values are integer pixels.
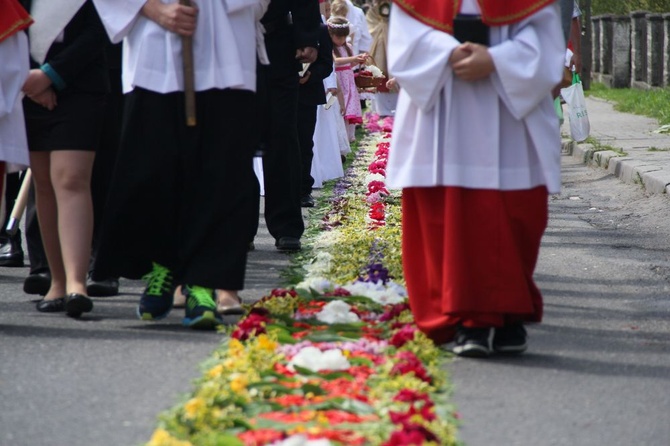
left=563, top=96, right=670, bottom=194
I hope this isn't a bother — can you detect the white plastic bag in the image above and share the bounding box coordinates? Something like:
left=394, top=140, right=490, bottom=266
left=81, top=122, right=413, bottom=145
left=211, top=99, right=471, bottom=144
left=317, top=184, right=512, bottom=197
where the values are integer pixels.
left=561, top=72, right=590, bottom=142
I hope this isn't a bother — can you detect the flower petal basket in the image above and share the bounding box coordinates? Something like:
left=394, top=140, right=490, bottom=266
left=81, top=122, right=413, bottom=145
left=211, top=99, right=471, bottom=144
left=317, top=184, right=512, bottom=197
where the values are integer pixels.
left=355, top=56, right=385, bottom=92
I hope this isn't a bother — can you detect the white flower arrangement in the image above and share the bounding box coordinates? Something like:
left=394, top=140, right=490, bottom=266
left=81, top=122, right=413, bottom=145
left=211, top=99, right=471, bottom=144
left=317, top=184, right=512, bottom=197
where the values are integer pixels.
left=366, top=64, right=384, bottom=78
left=364, top=172, right=385, bottom=184
left=316, top=300, right=360, bottom=324
left=287, top=346, right=351, bottom=373
left=342, top=280, right=407, bottom=305
left=295, top=276, right=334, bottom=293
left=271, top=435, right=333, bottom=446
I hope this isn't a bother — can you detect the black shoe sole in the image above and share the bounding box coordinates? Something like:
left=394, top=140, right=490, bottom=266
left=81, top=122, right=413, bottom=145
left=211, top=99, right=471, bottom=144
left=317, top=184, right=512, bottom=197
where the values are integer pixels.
left=452, top=344, right=492, bottom=358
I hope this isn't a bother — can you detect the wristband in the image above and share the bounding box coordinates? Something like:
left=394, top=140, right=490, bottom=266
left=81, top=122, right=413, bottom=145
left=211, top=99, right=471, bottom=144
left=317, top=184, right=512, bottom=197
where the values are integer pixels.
left=40, top=63, right=66, bottom=91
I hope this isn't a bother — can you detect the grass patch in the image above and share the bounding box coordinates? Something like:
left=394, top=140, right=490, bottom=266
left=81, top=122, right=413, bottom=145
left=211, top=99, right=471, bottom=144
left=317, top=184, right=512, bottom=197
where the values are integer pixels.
left=648, top=146, right=670, bottom=152
left=587, top=82, right=670, bottom=125
left=582, top=135, right=627, bottom=156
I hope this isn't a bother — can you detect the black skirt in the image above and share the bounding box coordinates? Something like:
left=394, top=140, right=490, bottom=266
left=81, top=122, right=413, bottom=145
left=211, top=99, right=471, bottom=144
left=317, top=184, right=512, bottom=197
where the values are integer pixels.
left=95, top=88, right=260, bottom=290
left=24, top=92, right=107, bottom=152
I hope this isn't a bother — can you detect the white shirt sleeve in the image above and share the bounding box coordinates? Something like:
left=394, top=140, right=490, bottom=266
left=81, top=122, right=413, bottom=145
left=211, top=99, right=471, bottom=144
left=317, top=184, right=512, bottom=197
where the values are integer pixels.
left=355, top=7, right=372, bottom=53
left=387, top=7, right=459, bottom=112
left=323, top=65, right=337, bottom=89
left=0, top=34, right=29, bottom=118
left=488, top=4, right=565, bottom=120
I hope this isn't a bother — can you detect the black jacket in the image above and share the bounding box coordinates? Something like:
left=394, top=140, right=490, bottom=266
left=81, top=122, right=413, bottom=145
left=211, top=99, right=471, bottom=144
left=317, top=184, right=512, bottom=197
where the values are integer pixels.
left=262, top=0, right=322, bottom=77
left=21, top=0, right=109, bottom=94
left=298, top=23, right=333, bottom=106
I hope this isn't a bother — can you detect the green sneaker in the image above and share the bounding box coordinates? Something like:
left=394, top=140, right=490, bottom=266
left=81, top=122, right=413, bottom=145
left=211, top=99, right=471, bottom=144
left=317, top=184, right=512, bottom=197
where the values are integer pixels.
left=137, top=262, right=174, bottom=320
left=182, top=285, right=223, bottom=330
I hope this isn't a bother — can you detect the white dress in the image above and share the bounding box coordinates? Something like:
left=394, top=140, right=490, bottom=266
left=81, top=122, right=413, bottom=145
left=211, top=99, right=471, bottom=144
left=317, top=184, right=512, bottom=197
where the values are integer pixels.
left=310, top=70, right=347, bottom=188
left=0, top=32, right=30, bottom=172
left=386, top=1, right=565, bottom=194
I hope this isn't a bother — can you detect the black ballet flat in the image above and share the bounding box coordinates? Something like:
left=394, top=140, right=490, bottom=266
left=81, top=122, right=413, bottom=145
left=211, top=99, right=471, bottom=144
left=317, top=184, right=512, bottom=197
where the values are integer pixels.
left=65, top=293, right=93, bottom=318
left=36, top=297, right=66, bottom=313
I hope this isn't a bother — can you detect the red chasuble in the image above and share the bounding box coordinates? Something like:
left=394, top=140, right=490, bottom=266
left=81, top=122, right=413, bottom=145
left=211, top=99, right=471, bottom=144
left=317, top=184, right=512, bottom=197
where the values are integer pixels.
left=393, top=0, right=556, bottom=33
left=0, top=0, right=32, bottom=43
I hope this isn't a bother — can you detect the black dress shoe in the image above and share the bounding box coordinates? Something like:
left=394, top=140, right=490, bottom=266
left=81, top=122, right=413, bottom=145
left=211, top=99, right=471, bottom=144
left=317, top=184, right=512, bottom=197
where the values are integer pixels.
left=300, top=194, right=315, bottom=208
left=24, top=271, right=51, bottom=296
left=65, top=293, right=93, bottom=318
left=87, top=277, right=119, bottom=297
left=0, top=236, right=24, bottom=267
left=275, top=236, right=301, bottom=252
left=36, top=297, right=66, bottom=313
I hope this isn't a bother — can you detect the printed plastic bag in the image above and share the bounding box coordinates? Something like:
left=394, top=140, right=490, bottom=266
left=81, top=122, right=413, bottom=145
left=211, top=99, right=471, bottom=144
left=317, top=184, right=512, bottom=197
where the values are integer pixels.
left=560, top=72, right=590, bottom=142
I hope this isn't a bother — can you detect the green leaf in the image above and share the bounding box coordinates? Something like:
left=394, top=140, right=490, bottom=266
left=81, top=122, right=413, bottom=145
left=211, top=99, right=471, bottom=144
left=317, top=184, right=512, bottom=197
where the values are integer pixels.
left=300, top=383, right=327, bottom=396
left=246, top=382, right=294, bottom=395
left=292, top=365, right=319, bottom=376
left=303, top=332, right=359, bottom=342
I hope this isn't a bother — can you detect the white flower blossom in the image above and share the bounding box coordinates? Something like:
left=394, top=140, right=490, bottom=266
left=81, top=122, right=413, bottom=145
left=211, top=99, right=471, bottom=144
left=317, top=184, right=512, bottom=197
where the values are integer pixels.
left=296, top=276, right=334, bottom=293
left=316, top=300, right=360, bottom=324
left=288, top=346, right=351, bottom=372
left=271, top=435, right=333, bottom=446
left=367, top=64, right=384, bottom=78
left=365, top=173, right=385, bottom=184
left=342, top=280, right=406, bottom=305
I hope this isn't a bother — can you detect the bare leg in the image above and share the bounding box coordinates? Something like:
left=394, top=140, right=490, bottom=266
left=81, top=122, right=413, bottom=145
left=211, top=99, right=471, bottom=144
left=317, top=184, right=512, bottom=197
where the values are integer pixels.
left=50, top=150, right=95, bottom=296
left=30, top=152, right=66, bottom=300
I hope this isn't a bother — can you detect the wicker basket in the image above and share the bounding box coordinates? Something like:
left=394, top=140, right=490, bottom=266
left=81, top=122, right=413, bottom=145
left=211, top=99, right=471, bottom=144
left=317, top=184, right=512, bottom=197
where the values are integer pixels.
left=354, top=56, right=385, bottom=91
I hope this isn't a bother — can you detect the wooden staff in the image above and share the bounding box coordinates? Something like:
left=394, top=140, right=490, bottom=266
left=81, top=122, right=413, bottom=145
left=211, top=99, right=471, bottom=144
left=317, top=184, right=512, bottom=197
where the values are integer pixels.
left=5, top=169, right=31, bottom=236
left=179, top=0, right=197, bottom=126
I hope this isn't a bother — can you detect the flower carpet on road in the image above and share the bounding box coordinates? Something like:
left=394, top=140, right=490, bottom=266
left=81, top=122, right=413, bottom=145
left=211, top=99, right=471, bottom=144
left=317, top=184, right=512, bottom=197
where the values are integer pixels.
left=147, top=114, right=460, bottom=446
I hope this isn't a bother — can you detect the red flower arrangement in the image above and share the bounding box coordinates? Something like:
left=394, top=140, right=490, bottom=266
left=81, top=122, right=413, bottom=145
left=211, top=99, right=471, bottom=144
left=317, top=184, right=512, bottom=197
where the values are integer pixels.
left=390, top=351, right=432, bottom=383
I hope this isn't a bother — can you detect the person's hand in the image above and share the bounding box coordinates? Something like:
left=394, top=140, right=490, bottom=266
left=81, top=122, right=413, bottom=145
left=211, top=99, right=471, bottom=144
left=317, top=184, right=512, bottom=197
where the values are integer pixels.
left=296, top=46, right=318, bottom=63
left=355, top=53, right=368, bottom=64
left=29, top=88, right=57, bottom=111
left=142, top=0, right=198, bottom=36
left=570, top=54, right=582, bottom=76
left=22, top=69, right=52, bottom=98
left=299, top=70, right=311, bottom=84
left=385, top=77, right=396, bottom=90
left=448, top=45, right=470, bottom=66
left=451, top=42, right=494, bottom=81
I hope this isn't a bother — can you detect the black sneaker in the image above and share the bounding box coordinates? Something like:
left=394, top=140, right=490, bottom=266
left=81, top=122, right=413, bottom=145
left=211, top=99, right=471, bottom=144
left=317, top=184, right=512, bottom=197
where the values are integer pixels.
left=182, top=285, right=223, bottom=330
left=493, top=324, right=528, bottom=354
left=137, top=262, right=174, bottom=320
left=452, top=326, right=494, bottom=358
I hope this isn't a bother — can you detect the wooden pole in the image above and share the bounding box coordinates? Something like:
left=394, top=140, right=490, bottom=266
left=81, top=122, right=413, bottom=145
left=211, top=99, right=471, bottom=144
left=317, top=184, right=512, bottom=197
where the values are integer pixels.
left=5, top=169, right=31, bottom=236
left=179, top=0, right=197, bottom=126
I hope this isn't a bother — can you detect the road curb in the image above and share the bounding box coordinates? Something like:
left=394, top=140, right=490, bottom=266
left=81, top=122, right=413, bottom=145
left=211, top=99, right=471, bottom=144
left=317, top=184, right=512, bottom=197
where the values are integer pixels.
left=563, top=139, right=670, bottom=194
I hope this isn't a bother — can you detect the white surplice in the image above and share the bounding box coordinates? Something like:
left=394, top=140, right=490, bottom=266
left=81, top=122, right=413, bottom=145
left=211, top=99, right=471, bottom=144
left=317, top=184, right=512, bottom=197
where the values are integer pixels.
left=92, top=0, right=259, bottom=93
left=386, top=2, right=565, bottom=193
left=0, top=32, right=30, bottom=171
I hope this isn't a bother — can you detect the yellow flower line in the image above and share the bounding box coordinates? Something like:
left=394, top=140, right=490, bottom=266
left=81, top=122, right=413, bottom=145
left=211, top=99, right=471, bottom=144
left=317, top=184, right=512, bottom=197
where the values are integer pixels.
left=146, top=127, right=460, bottom=446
